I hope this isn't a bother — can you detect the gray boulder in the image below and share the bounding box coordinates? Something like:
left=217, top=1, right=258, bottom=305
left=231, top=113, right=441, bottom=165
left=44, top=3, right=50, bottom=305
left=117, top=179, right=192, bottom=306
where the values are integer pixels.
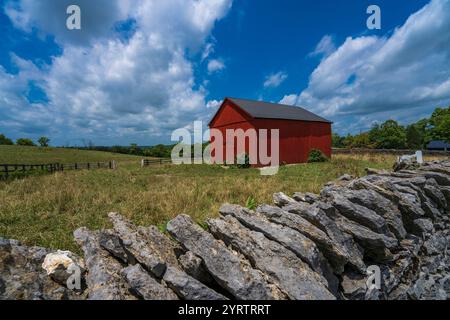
left=122, top=264, right=178, bottom=300
left=207, top=215, right=336, bottom=300
left=163, top=266, right=227, bottom=300
left=256, top=204, right=348, bottom=274
left=166, top=214, right=285, bottom=300
left=73, top=228, right=136, bottom=300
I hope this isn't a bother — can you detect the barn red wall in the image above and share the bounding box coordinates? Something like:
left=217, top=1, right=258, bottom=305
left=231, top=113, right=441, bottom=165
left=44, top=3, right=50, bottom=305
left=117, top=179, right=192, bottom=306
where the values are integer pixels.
left=209, top=101, right=332, bottom=165
left=253, top=119, right=332, bottom=164
left=209, top=100, right=252, bottom=128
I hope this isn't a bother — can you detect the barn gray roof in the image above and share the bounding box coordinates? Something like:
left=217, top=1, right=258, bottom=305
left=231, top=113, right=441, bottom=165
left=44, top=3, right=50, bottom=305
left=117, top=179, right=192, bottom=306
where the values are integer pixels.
left=228, top=97, right=332, bottom=123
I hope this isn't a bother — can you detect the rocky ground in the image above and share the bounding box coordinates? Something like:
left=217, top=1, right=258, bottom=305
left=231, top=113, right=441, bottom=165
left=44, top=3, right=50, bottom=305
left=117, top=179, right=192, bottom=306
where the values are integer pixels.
left=1, top=160, right=449, bottom=300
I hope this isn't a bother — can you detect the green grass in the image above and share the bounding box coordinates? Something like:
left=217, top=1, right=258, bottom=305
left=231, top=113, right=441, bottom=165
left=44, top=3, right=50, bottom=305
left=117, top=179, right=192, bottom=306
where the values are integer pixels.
left=0, top=145, right=142, bottom=164
left=0, top=146, right=443, bottom=254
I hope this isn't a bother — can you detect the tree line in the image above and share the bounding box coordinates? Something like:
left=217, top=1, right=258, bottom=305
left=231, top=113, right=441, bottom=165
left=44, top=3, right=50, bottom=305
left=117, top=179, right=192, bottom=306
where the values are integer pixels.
left=332, top=106, right=450, bottom=149
left=0, top=135, right=50, bottom=147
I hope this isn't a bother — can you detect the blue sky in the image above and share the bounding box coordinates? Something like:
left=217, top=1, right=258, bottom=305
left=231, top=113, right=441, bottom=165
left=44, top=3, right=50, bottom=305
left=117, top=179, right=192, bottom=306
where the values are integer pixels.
left=0, top=0, right=449, bottom=146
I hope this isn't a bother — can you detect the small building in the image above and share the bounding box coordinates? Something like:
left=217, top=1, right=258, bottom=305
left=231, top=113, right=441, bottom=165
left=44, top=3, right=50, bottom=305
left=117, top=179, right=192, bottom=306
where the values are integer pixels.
left=427, top=140, right=450, bottom=151
left=208, top=97, right=332, bottom=165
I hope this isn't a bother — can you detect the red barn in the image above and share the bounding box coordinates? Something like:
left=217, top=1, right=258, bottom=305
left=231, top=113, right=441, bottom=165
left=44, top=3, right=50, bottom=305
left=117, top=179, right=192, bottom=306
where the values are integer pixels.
left=208, top=97, right=332, bottom=165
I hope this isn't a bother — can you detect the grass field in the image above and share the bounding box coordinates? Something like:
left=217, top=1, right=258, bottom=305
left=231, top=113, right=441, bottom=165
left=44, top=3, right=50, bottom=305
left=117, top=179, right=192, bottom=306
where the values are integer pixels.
left=0, top=146, right=446, bottom=253
left=0, top=145, right=142, bottom=164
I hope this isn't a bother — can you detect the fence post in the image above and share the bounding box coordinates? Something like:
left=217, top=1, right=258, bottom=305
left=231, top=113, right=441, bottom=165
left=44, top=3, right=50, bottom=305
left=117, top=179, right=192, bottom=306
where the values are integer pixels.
left=87, top=163, right=90, bottom=170
left=4, top=165, right=8, bottom=179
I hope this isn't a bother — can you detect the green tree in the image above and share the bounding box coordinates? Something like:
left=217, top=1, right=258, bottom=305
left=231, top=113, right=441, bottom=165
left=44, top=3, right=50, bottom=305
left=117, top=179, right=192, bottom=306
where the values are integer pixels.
left=16, top=138, right=35, bottom=146
left=129, top=143, right=140, bottom=155
left=437, top=115, right=450, bottom=143
left=428, top=107, right=450, bottom=142
left=0, top=134, right=14, bottom=145
left=332, top=133, right=345, bottom=148
left=369, top=120, right=407, bottom=149
left=406, top=125, right=423, bottom=149
left=342, top=134, right=354, bottom=148
left=350, top=132, right=371, bottom=148
left=38, top=136, right=50, bottom=147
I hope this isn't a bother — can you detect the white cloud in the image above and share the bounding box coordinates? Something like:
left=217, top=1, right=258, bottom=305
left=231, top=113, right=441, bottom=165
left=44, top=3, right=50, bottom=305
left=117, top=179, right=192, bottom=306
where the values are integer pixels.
left=206, top=99, right=222, bottom=109
left=201, top=42, right=215, bottom=61
left=207, top=59, right=226, bottom=74
left=309, top=35, right=336, bottom=58
left=4, top=0, right=130, bottom=46
left=281, top=0, right=450, bottom=133
left=263, top=71, right=288, bottom=88
left=1, top=0, right=233, bottom=145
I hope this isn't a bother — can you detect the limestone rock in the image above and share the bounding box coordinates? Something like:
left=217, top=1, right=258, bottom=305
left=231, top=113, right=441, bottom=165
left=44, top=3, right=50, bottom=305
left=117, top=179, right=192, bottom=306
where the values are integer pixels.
left=42, top=250, right=85, bottom=289
left=167, top=214, right=285, bottom=300
left=108, top=213, right=167, bottom=278
left=99, top=230, right=132, bottom=264
left=257, top=204, right=348, bottom=274
left=163, top=266, right=227, bottom=300
left=178, top=251, right=215, bottom=286
left=207, top=215, right=336, bottom=300
left=73, top=228, right=136, bottom=300
left=220, top=203, right=338, bottom=291
left=321, top=188, right=392, bottom=237
left=0, top=238, right=84, bottom=300
left=122, top=264, right=178, bottom=300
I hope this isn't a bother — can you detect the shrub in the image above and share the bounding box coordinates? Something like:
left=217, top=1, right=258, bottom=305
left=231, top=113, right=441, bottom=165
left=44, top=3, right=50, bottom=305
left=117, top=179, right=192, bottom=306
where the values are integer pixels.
left=308, top=149, right=329, bottom=163
left=16, top=138, right=35, bottom=146
left=245, top=196, right=257, bottom=210
left=236, top=153, right=251, bottom=169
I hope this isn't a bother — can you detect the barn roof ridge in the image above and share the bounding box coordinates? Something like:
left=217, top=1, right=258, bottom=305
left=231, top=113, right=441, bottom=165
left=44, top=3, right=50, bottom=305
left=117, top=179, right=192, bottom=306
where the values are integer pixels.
left=224, top=97, right=332, bottom=124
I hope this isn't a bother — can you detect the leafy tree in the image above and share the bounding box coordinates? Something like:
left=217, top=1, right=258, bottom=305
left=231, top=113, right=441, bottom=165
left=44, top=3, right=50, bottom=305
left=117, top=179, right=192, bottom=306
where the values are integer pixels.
left=16, top=138, right=35, bottom=146
left=142, top=144, right=173, bottom=158
left=129, top=143, right=140, bottom=155
left=435, top=114, right=450, bottom=143
left=369, top=120, right=407, bottom=149
left=342, top=134, right=354, bottom=148
left=0, top=134, right=14, bottom=145
left=332, top=133, right=345, bottom=148
left=38, top=136, right=50, bottom=147
left=406, top=125, right=423, bottom=149
left=414, top=118, right=431, bottom=145
left=350, top=132, right=371, bottom=148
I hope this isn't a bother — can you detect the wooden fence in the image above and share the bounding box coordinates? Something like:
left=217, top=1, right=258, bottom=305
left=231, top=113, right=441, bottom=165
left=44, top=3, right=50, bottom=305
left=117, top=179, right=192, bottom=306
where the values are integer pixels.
left=141, top=159, right=172, bottom=167
left=140, top=158, right=207, bottom=167
left=0, top=160, right=116, bottom=180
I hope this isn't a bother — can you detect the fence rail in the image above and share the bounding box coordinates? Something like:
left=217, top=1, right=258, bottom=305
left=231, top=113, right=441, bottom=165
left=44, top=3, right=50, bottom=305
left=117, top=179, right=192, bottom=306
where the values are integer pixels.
left=141, top=159, right=172, bottom=167
left=0, top=160, right=116, bottom=180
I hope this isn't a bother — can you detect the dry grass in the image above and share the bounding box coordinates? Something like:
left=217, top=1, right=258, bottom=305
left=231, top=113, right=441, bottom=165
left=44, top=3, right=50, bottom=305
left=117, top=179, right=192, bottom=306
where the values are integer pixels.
left=0, top=147, right=447, bottom=253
